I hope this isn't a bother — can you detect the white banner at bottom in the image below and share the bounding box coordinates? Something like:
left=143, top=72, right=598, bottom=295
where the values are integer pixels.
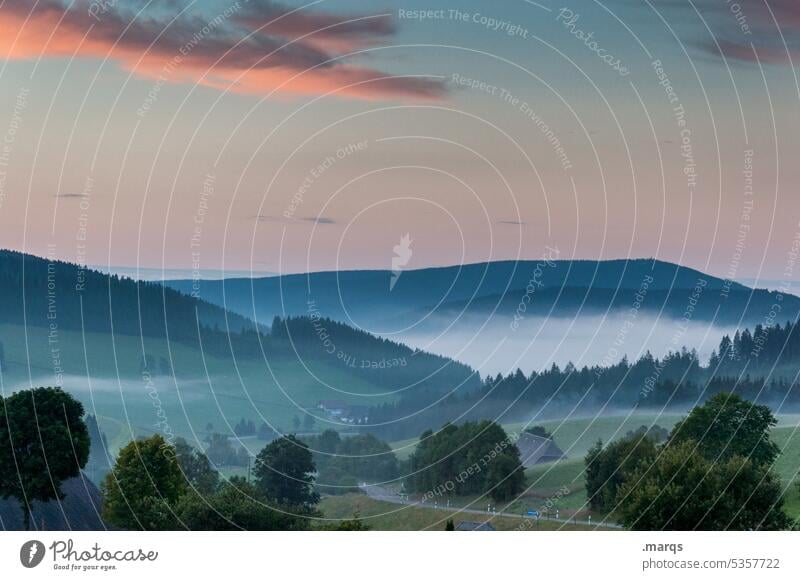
left=0, top=531, right=797, bottom=579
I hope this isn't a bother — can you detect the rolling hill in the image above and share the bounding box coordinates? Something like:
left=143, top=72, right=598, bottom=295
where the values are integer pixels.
left=0, top=250, right=479, bottom=455
left=166, top=258, right=799, bottom=332
left=0, top=249, right=256, bottom=340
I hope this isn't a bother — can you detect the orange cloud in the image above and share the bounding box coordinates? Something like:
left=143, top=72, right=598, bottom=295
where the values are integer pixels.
left=0, top=0, right=447, bottom=101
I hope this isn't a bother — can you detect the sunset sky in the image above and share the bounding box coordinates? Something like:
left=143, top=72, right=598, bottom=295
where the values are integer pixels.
left=0, top=0, right=799, bottom=282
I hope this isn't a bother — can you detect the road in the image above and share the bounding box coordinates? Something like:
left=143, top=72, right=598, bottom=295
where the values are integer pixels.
left=358, top=483, right=623, bottom=529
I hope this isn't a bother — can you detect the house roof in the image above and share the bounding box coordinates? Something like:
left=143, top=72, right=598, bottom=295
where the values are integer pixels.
left=0, top=472, right=106, bottom=531
left=455, top=521, right=497, bottom=531
left=516, top=432, right=566, bottom=467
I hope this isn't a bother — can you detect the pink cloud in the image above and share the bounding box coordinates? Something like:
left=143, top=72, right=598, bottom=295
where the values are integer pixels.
left=690, top=0, right=800, bottom=64
left=0, top=0, right=446, bottom=101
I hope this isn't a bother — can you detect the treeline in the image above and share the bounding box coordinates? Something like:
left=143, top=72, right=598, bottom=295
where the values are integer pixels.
left=368, top=349, right=703, bottom=440
left=710, top=322, right=800, bottom=375
left=368, top=320, right=800, bottom=440
left=103, top=428, right=400, bottom=529
left=102, top=433, right=319, bottom=530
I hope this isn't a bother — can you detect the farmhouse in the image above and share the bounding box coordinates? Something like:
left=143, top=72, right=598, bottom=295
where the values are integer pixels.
left=516, top=432, right=566, bottom=467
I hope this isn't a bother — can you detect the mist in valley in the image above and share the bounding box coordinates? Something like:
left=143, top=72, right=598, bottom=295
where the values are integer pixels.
left=385, top=312, right=738, bottom=377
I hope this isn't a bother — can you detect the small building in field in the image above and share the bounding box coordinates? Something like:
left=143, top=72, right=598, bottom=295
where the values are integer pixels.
left=455, top=521, right=496, bottom=531
left=317, top=400, right=350, bottom=417
left=516, top=432, right=566, bottom=467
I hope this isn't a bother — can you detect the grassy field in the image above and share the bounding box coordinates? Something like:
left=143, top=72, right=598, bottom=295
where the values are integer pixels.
left=391, top=412, right=800, bottom=521
left=769, top=425, right=800, bottom=517
left=508, top=413, right=683, bottom=458
left=391, top=411, right=685, bottom=516
left=520, top=417, right=800, bottom=519
left=317, top=494, right=614, bottom=531
left=392, top=412, right=684, bottom=461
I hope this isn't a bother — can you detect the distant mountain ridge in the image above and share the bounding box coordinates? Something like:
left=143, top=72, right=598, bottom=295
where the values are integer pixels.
left=166, top=259, right=798, bottom=330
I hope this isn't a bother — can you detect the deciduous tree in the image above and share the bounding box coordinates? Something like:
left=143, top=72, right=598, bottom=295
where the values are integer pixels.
left=0, top=387, right=90, bottom=530
left=254, top=435, right=319, bottom=509
left=101, top=435, right=187, bottom=530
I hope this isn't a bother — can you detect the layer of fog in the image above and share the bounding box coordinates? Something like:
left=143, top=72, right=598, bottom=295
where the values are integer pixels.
left=6, top=375, right=209, bottom=396
left=386, top=312, right=738, bottom=377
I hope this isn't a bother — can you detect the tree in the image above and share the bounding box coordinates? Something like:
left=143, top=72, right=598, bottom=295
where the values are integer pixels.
left=616, top=440, right=789, bottom=530
left=670, top=392, right=779, bottom=467
left=318, top=433, right=399, bottom=482
left=101, top=435, right=188, bottom=530
left=487, top=453, right=525, bottom=501
left=584, top=435, right=658, bottom=512
left=173, top=438, right=219, bottom=495
left=445, top=518, right=455, bottom=531
left=205, top=433, right=248, bottom=467
left=176, top=477, right=306, bottom=530
left=253, top=435, right=319, bottom=509
left=624, top=424, right=669, bottom=443
left=234, top=418, right=256, bottom=437
left=316, top=429, right=341, bottom=455
left=303, top=414, right=316, bottom=432
left=0, top=387, right=90, bottom=530
left=408, top=421, right=524, bottom=501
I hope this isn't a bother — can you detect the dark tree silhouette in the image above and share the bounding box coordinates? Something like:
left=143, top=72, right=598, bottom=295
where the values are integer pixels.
left=253, top=435, right=318, bottom=510
left=0, top=387, right=90, bottom=530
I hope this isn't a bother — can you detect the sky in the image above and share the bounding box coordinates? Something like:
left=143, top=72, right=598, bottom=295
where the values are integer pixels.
left=0, top=0, right=799, bottom=284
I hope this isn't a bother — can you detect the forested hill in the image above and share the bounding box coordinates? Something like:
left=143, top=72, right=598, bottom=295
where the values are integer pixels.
left=271, top=315, right=481, bottom=392
left=0, top=250, right=480, bottom=396
left=167, top=258, right=800, bottom=329
left=0, top=250, right=255, bottom=341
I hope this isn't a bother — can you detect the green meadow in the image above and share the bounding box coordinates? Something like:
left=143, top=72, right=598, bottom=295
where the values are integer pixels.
left=391, top=412, right=800, bottom=521
left=317, top=494, right=612, bottom=531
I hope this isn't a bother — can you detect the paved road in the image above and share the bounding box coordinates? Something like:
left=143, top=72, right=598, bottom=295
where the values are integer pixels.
left=358, top=483, right=623, bottom=529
